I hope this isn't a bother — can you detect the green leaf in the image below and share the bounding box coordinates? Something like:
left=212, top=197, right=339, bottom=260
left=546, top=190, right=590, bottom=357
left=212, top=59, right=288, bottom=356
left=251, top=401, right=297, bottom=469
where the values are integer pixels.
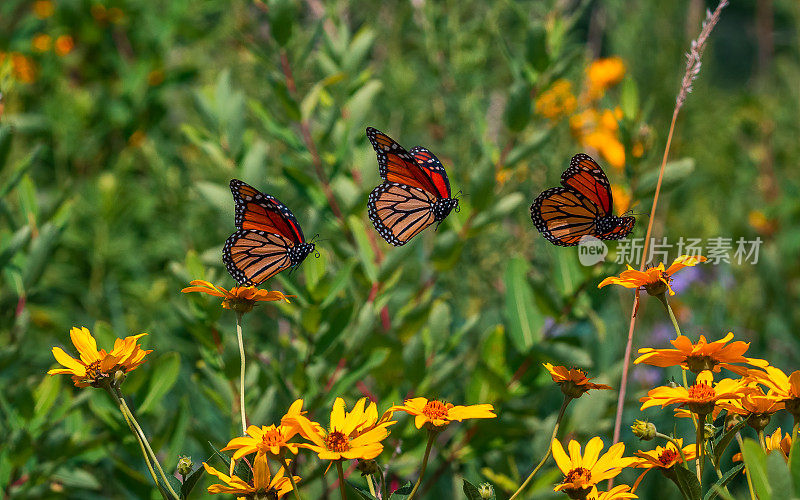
left=0, top=225, right=31, bottom=270
left=389, top=481, right=413, bottom=498
left=462, top=479, right=482, bottom=500
left=347, top=481, right=379, bottom=500
left=503, top=257, right=543, bottom=353
left=525, top=24, right=549, bottom=73
left=344, top=80, right=382, bottom=128
left=180, top=460, right=209, bottom=500
left=621, top=77, right=640, bottom=119
left=703, top=463, right=743, bottom=500
left=327, top=349, right=388, bottom=400
left=270, top=0, right=295, bottom=46
left=790, top=440, right=800, bottom=496
left=765, top=450, right=792, bottom=497
left=138, top=352, right=181, bottom=414
left=347, top=215, right=377, bottom=283
left=741, top=438, right=771, bottom=500
left=634, top=158, right=695, bottom=199
left=712, top=418, right=746, bottom=465
left=504, top=83, right=532, bottom=132
left=0, top=124, right=13, bottom=167
left=673, top=465, right=702, bottom=500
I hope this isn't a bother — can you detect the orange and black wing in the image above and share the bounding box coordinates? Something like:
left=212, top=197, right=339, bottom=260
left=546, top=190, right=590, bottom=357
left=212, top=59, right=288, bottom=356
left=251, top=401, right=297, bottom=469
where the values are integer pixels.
left=598, top=216, right=636, bottom=241
left=366, top=127, right=439, bottom=195
left=367, top=182, right=437, bottom=246
left=559, top=154, right=613, bottom=216
left=222, top=230, right=294, bottom=285
left=410, top=146, right=452, bottom=199
left=530, top=187, right=604, bottom=246
left=230, top=179, right=306, bottom=244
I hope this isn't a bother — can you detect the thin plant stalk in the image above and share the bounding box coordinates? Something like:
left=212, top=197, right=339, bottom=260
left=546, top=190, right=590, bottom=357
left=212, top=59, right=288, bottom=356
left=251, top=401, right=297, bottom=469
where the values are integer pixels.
left=611, top=0, right=729, bottom=454
left=280, top=452, right=303, bottom=500
left=407, top=430, right=437, bottom=500
left=336, top=460, right=348, bottom=500
left=236, top=311, right=247, bottom=435
left=695, top=413, right=707, bottom=483
left=366, top=475, right=376, bottom=497
left=114, top=389, right=179, bottom=499
left=114, top=392, right=169, bottom=498
left=509, top=396, right=572, bottom=500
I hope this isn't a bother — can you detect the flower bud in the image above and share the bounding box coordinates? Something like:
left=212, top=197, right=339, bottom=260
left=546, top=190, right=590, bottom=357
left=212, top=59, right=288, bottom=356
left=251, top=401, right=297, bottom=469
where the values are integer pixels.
left=631, top=419, right=657, bottom=440
left=746, top=413, right=771, bottom=433
left=478, top=482, right=494, bottom=499
left=177, top=455, right=193, bottom=476
left=356, top=458, right=381, bottom=476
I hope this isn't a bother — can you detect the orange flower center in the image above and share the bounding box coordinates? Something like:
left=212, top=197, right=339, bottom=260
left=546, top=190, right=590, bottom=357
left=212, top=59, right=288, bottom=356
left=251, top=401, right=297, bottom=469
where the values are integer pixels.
left=422, top=400, right=452, bottom=421
left=259, top=428, right=286, bottom=450
left=325, top=431, right=350, bottom=453
left=688, top=381, right=715, bottom=402
left=658, top=449, right=679, bottom=467
left=564, top=467, right=592, bottom=487
left=84, top=360, right=110, bottom=386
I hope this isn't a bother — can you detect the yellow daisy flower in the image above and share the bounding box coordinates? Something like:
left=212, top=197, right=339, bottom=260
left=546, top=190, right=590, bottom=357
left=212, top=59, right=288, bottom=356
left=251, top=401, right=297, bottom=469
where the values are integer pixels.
left=181, top=279, right=291, bottom=313
left=590, top=485, right=638, bottom=500
left=551, top=437, right=636, bottom=498
left=639, top=370, right=748, bottom=416
left=598, top=255, right=707, bottom=296
left=543, top=363, right=613, bottom=399
left=47, top=327, right=151, bottom=388
left=635, top=332, right=768, bottom=374
left=222, top=400, right=306, bottom=460
left=631, top=438, right=696, bottom=490
left=288, top=397, right=396, bottom=461
left=390, top=397, right=496, bottom=430
left=204, top=451, right=299, bottom=498
left=747, top=366, right=800, bottom=417
left=733, top=427, right=793, bottom=463
left=586, top=57, right=626, bottom=98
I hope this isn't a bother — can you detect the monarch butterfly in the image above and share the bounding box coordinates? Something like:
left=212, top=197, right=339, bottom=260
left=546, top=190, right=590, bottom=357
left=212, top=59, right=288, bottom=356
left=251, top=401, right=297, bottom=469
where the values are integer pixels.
left=366, top=127, right=459, bottom=246
left=223, top=179, right=314, bottom=285
left=530, top=154, right=635, bottom=246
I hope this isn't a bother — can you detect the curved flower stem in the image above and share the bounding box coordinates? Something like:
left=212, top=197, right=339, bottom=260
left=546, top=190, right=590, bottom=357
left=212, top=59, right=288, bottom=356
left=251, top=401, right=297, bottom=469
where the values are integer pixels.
left=366, top=475, right=376, bottom=497
left=758, top=429, right=766, bottom=450
left=509, top=396, right=572, bottom=500
left=336, top=460, right=348, bottom=500
left=113, top=388, right=179, bottom=499
left=736, top=433, right=757, bottom=500
left=407, top=430, right=437, bottom=500
left=235, top=311, right=247, bottom=435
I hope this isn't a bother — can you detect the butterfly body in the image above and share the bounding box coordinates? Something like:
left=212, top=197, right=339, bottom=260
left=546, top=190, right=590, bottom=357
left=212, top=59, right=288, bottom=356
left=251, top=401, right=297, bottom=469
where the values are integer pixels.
left=530, top=154, right=635, bottom=246
left=223, top=180, right=313, bottom=285
left=366, top=127, right=458, bottom=246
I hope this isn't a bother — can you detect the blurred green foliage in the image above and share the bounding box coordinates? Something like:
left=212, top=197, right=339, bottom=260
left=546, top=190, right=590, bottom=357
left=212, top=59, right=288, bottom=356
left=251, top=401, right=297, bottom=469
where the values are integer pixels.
left=1, top=0, right=799, bottom=498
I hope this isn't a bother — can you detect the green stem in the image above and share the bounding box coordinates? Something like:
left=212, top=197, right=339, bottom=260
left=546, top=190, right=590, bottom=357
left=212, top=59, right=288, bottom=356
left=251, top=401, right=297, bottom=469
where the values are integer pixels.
left=407, top=430, right=437, bottom=500
left=236, top=311, right=247, bottom=435
left=336, top=460, right=348, bottom=500
left=281, top=453, right=303, bottom=500
left=115, top=393, right=167, bottom=498
left=695, top=412, right=706, bottom=485
left=792, top=419, right=799, bottom=467
left=115, top=388, right=179, bottom=499
left=509, top=396, right=572, bottom=499
left=736, top=433, right=757, bottom=500
left=758, top=429, right=766, bottom=450
left=366, top=475, right=376, bottom=497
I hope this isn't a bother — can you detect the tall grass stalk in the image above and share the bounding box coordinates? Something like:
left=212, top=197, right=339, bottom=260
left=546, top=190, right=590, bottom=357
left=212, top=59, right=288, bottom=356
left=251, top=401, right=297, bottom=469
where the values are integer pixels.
left=610, top=0, right=729, bottom=478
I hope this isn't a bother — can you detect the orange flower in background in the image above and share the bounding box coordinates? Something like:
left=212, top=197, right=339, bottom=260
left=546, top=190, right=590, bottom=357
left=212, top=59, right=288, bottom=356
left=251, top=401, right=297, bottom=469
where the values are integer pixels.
left=288, top=397, right=396, bottom=461
left=48, top=327, right=151, bottom=388
left=1, top=53, right=37, bottom=83
left=586, top=57, right=626, bottom=99
left=535, top=79, right=577, bottom=120
left=635, top=332, right=768, bottom=374
left=716, top=387, right=783, bottom=417
left=32, top=34, right=52, bottom=52
left=632, top=439, right=696, bottom=490
left=747, top=366, right=800, bottom=403
left=640, top=370, right=748, bottom=416
left=581, top=129, right=626, bottom=170
left=204, top=451, right=299, bottom=498
left=390, top=397, right=496, bottom=430
left=611, top=184, right=632, bottom=216
left=182, top=279, right=291, bottom=313
left=733, top=427, right=792, bottom=463
left=223, top=400, right=306, bottom=460
left=589, top=485, right=638, bottom=500
left=543, top=363, right=612, bottom=399
left=598, top=255, right=707, bottom=296
left=54, top=35, right=75, bottom=56
left=33, top=0, right=54, bottom=19
left=552, top=437, right=636, bottom=498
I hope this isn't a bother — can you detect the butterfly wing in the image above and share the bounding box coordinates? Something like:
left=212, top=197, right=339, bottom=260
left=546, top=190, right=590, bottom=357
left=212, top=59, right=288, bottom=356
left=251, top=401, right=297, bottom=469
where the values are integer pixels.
left=410, top=146, right=452, bottom=199
left=366, top=127, right=440, bottom=195
left=223, top=230, right=294, bottom=286
left=367, top=182, right=437, bottom=246
left=230, top=179, right=306, bottom=244
left=598, top=216, right=636, bottom=240
left=530, top=187, right=605, bottom=246
left=559, top=153, right=613, bottom=216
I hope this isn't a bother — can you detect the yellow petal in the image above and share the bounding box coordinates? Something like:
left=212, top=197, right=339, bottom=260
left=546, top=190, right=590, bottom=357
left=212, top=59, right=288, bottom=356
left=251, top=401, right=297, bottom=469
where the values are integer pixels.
left=551, top=439, right=571, bottom=474
left=70, top=327, right=100, bottom=364
left=51, top=347, right=85, bottom=375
